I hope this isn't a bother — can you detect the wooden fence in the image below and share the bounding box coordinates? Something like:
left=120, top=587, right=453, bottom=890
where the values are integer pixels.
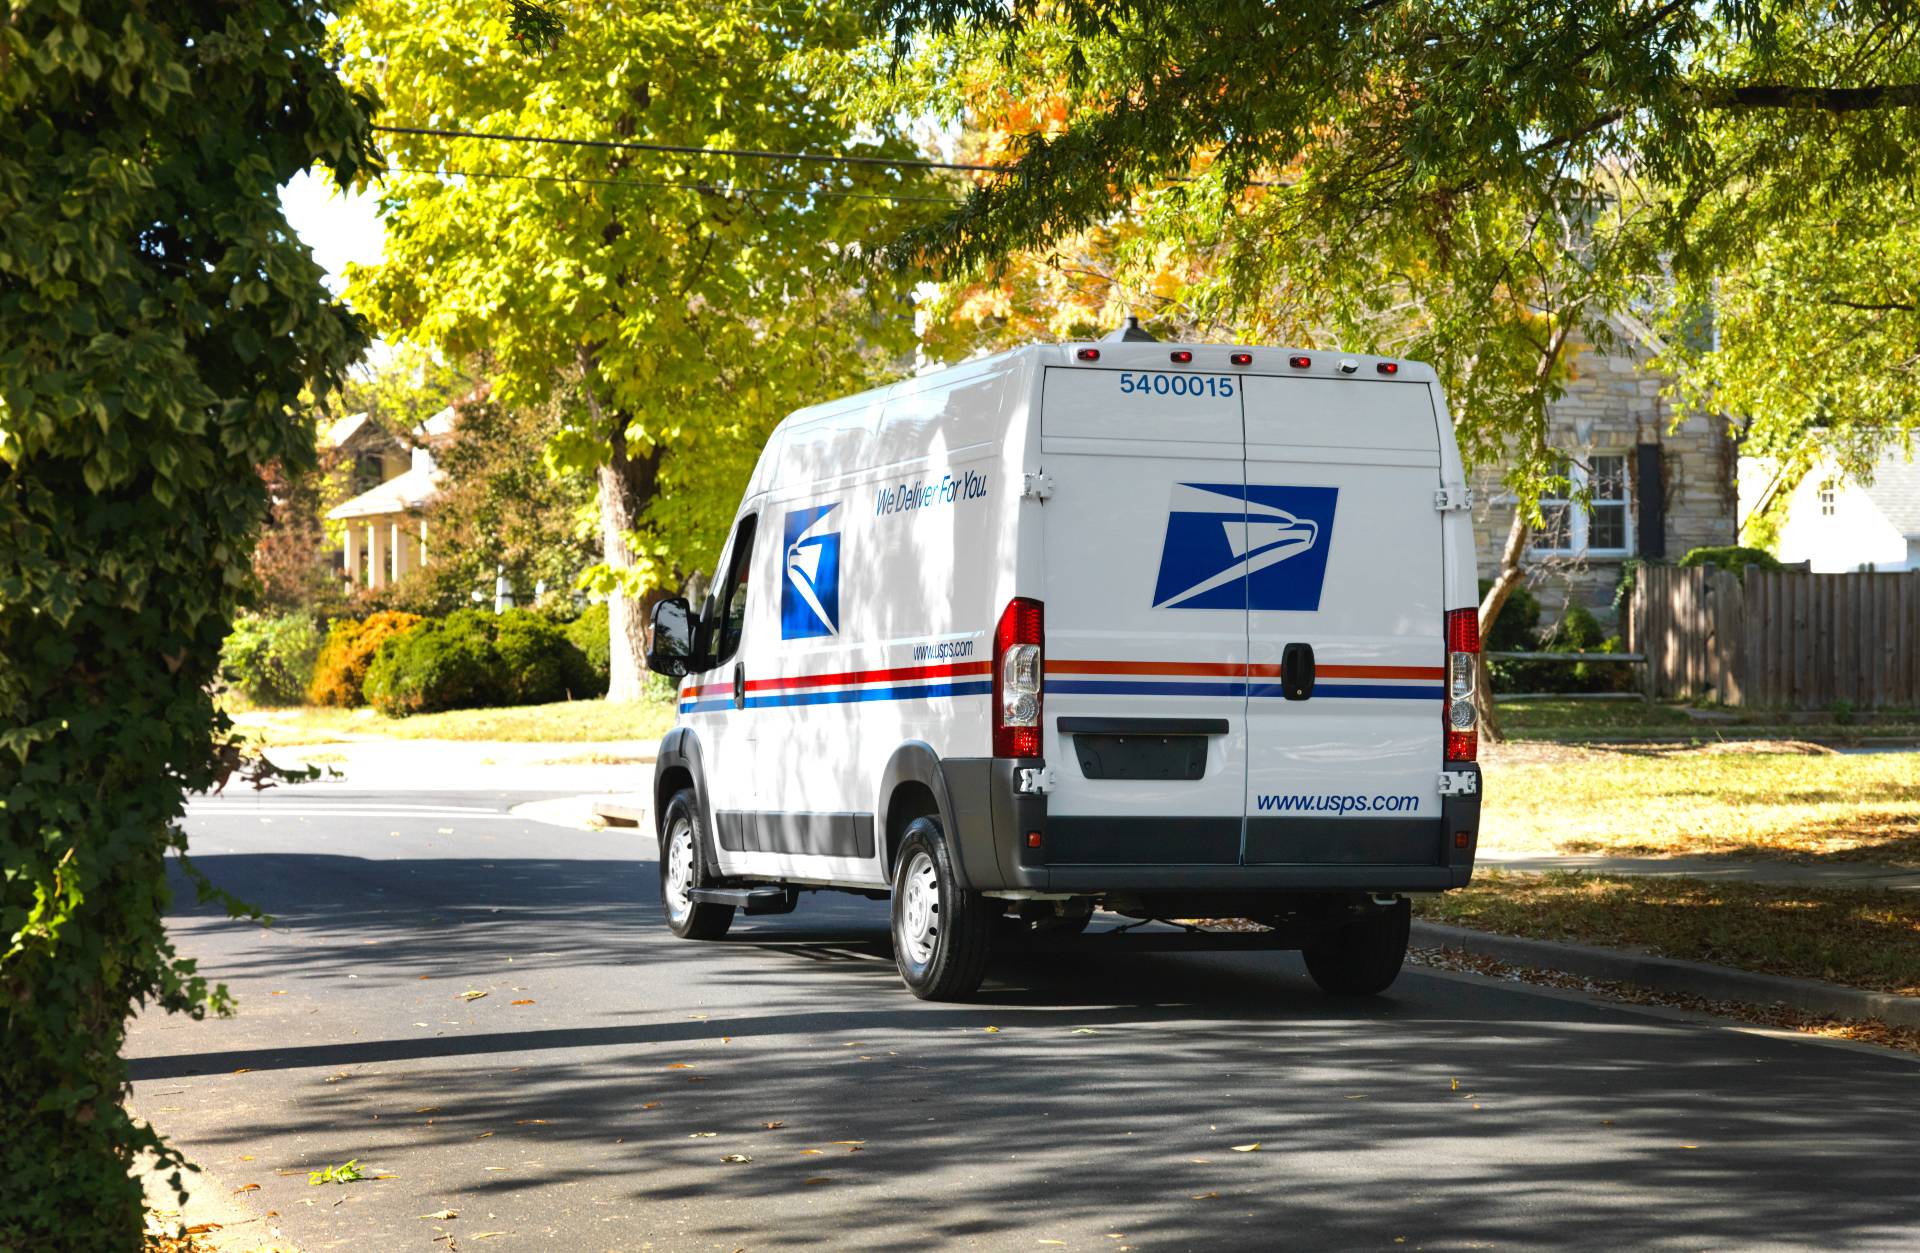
left=1628, top=565, right=1920, bottom=707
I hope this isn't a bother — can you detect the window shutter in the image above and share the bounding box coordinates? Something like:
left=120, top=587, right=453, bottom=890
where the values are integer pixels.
left=1636, top=443, right=1665, bottom=559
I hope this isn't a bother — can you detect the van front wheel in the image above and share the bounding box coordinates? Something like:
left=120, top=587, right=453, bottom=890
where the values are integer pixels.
left=1302, top=898, right=1410, bottom=996
left=660, top=790, right=734, bottom=941
left=890, top=818, right=991, bottom=1001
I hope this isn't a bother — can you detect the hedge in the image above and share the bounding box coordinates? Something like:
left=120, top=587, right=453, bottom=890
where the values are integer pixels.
left=221, top=613, right=322, bottom=706
left=308, top=611, right=422, bottom=707
left=364, top=608, right=598, bottom=715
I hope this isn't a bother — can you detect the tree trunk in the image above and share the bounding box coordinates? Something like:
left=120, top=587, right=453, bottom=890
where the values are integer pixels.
left=582, top=360, right=664, bottom=704
left=1474, top=499, right=1531, bottom=743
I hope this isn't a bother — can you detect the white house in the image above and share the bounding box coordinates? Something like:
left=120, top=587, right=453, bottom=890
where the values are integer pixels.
left=1743, top=435, right=1920, bottom=572
left=323, top=406, right=454, bottom=590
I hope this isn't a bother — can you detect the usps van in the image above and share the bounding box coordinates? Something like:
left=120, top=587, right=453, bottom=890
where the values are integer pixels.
left=645, top=331, right=1483, bottom=1001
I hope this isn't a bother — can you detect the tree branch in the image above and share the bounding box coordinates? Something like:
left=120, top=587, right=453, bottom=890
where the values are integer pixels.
left=1697, top=82, right=1920, bottom=111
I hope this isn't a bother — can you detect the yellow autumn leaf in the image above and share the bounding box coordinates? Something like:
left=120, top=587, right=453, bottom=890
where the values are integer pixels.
left=1231, top=1143, right=1260, bottom=1153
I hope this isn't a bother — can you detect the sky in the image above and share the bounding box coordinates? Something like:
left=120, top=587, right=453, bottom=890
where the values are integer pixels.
left=279, top=169, right=386, bottom=293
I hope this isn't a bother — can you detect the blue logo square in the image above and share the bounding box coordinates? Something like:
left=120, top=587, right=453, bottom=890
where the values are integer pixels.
left=781, top=503, right=841, bottom=639
left=1151, top=483, right=1339, bottom=612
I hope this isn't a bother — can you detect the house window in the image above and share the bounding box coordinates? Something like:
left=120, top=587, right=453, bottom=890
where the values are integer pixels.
left=1819, top=481, right=1836, bottom=516
left=1533, top=453, right=1633, bottom=557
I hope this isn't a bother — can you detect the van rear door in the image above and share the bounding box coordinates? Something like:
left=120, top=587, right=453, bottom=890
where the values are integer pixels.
left=1239, top=375, right=1446, bottom=864
left=1038, top=366, right=1248, bottom=866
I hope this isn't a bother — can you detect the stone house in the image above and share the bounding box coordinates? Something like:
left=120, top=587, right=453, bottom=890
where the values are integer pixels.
left=1467, top=328, right=1738, bottom=631
left=322, top=407, right=454, bottom=591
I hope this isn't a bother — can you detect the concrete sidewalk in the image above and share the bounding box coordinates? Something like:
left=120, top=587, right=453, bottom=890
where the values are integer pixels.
left=1479, top=851, right=1920, bottom=892
left=257, top=737, right=655, bottom=794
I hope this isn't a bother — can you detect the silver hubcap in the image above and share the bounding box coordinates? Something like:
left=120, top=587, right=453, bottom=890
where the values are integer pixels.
left=665, top=820, right=695, bottom=924
left=897, top=850, right=940, bottom=967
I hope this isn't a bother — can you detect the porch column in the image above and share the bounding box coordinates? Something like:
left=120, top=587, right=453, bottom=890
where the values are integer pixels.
left=389, top=519, right=406, bottom=580
left=369, top=520, right=390, bottom=590
left=341, top=525, right=360, bottom=590
left=418, top=517, right=430, bottom=568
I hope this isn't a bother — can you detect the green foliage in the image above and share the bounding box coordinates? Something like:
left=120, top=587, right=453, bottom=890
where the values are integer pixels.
left=0, top=2, right=373, bottom=1245
left=1679, top=546, right=1784, bottom=577
left=564, top=602, right=613, bottom=697
left=308, top=1159, right=368, bottom=1186
left=493, top=608, right=596, bottom=705
left=222, top=614, right=324, bottom=706
left=308, top=611, right=423, bottom=707
left=334, top=0, right=931, bottom=696
left=365, top=611, right=502, bottom=716
left=362, top=608, right=595, bottom=715
left=1478, top=579, right=1542, bottom=654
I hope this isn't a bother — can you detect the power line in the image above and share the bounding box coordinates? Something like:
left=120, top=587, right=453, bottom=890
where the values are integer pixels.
left=384, top=164, right=964, bottom=205
left=373, top=123, right=1010, bottom=176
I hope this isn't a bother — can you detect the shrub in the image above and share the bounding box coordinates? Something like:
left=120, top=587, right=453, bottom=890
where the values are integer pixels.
left=1679, top=545, right=1782, bottom=576
left=495, top=608, right=596, bottom=704
left=565, top=602, right=613, bottom=697
left=364, top=612, right=503, bottom=716
left=221, top=613, right=322, bottom=706
left=307, top=611, right=422, bottom=707
left=1478, top=579, right=1542, bottom=653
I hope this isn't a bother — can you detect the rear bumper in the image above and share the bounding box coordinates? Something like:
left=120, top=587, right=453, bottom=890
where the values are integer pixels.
left=938, top=758, right=1481, bottom=894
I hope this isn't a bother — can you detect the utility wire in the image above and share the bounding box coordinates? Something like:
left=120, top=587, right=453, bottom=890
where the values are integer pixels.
left=373, top=123, right=1009, bottom=176
left=384, top=164, right=965, bottom=205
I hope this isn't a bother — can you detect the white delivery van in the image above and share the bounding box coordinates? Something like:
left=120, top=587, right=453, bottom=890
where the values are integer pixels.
left=645, top=330, right=1483, bottom=1001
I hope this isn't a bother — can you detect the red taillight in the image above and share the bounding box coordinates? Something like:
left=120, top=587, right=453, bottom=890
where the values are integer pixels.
left=993, top=597, right=1044, bottom=758
left=1170, top=350, right=1193, bottom=363
left=1289, top=354, right=1312, bottom=369
left=1229, top=351, right=1252, bottom=366
left=1445, top=607, right=1479, bottom=762
left=1076, top=347, right=1100, bottom=362
left=1377, top=361, right=1399, bottom=375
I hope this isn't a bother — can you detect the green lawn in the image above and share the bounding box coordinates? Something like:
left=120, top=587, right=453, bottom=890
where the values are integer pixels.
left=231, top=697, right=678, bottom=745
left=1416, top=870, right=1920, bottom=997
left=1483, top=743, right=1920, bottom=863
left=1496, top=698, right=1920, bottom=743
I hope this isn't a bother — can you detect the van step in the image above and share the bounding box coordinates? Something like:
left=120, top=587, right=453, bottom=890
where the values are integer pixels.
left=690, top=886, right=797, bottom=915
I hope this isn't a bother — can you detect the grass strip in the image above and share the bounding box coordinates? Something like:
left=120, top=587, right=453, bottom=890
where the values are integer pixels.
left=1414, top=870, right=1920, bottom=997
left=231, top=697, right=677, bottom=745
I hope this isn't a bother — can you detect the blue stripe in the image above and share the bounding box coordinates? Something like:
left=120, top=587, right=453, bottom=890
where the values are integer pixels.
left=681, top=679, right=992, bottom=714
left=1048, top=680, right=1442, bottom=701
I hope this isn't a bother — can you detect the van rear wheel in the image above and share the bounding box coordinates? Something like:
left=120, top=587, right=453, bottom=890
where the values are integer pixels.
left=890, top=818, right=991, bottom=1001
left=1302, top=898, right=1410, bottom=996
left=660, top=790, right=734, bottom=941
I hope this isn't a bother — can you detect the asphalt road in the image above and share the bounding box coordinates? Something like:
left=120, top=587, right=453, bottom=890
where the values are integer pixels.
left=132, top=787, right=1920, bottom=1251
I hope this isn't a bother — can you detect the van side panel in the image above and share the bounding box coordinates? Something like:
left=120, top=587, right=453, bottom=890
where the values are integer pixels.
left=713, top=355, right=1027, bottom=886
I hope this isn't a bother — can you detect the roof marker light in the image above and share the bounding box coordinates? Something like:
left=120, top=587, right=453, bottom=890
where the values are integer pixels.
left=1288, top=354, right=1311, bottom=369
left=1377, top=361, right=1400, bottom=375
left=1338, top=359, right=1359, bottom=375
left=1076, top=347, right=1101, bottom=362
left=1169, top=350, right=1193, bottom=364
left=1230, top=352, right=1253, bottom=366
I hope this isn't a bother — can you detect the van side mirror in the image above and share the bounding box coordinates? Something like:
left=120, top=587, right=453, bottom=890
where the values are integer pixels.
left=645, top=597, right=698, bottom=678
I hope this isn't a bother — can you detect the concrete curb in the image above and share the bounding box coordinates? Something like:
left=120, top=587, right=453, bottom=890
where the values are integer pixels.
left=1411, top=919, right=1920, bottom=1028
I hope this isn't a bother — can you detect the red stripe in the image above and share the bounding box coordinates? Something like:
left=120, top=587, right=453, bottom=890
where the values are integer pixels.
left=685, top=659, right=991, bottom=700
left=1048, top=659, right=1443, bottom=681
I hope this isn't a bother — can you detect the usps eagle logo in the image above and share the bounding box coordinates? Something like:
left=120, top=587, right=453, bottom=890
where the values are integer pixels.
left=781, top=502, right=842, bottom=639
left=1151, top=483, right=1339, bottom=611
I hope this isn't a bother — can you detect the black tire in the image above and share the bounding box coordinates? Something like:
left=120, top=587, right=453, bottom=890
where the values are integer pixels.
left=1302, top=899, right=1410, bottom=996
left=660, top=789, right=734, bottom=941
left=889, top=817, right=992, bottom=1000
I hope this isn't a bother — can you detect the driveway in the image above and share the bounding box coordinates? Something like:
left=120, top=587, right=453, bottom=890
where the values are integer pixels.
left=131, top=786, right=1920, bottom=1250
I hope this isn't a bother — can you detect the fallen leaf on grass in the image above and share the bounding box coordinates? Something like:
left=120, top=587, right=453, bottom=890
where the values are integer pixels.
left=641, top=1102, right=661, bottom=1110
left=803, top=1176, right=831, bottom=1186
left=831, top=1140, right=866, bottom=1146
left=514, top=1119, right=548, bottom=1125
left=270, top=991, right=288, bottom=996
left=475, top=1132, right=493, bottom=1140
left=982, top=1026, right=1000, bottom=1033
left=233, top=1184, right=260, bottom=1194
left=1191, top=1191, right=1219, bottom=1200
left=415, top=1107, right=440, bottom=1114
left=420, top=1210, right=458, bottom=1220
left=1680, top=1144, right=1700, bottom=1150
left=720, top=1154, right=752, bottom=1164
left=1231, top=1143, right=1260, bottom=1153
left=800, top=1149, right=824, bottom=1155
left=308, top=1160, right=367, bottom=1186
left=459, top=990, right=488, bottom=1002
left=1189, top=1158, right=1211, bottom=1165
left=666, top=1063, right=694, bottom=1070
left=1451, top=1078, right=1459, bottom=1091
left=761, top=1121, right=785, bottom=1130
left=184, top=1223, right=222, bottom=1235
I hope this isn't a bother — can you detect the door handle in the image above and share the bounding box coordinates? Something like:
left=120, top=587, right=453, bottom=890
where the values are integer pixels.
left=733, top=664, right=746, bottom=710
left=1281, top=642, right=1315, bottom=701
